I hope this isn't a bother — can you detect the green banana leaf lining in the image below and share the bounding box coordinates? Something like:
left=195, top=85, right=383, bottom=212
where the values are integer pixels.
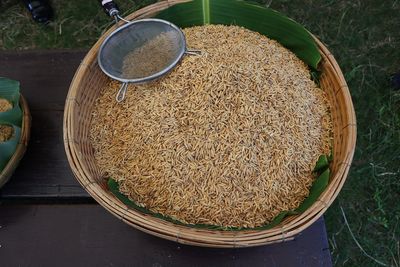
left=0, top=78, right=22, bottom=172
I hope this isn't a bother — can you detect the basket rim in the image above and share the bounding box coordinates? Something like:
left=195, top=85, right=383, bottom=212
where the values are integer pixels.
left=63, top=0, right=357, bottom=248
left=0, top=94, right=32, bottom=188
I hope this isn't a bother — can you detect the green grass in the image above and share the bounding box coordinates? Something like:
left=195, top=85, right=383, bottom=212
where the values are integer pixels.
left=1, top=0, right=399, bottom=266
left=0, top=0, right=157, bottom=49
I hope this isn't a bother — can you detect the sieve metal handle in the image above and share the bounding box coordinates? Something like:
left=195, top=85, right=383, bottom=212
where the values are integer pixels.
left=99, top=0, right=119, bottom=17
left=116, top=83, right=128, bottom=102
left=185, top=49, right=202, bottom=56
left=99, top=0, right=130, bottom=24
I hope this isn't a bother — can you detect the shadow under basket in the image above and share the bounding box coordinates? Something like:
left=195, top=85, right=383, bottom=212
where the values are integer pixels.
left=0, top=95, right=31, bottom=188
left=63, top=1, right=357, bottom=248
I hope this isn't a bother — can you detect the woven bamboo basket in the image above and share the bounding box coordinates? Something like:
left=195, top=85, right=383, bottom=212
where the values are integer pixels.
left=0, top=95, right=31, bottom=188
left=64, top=1, right=356, bottom=247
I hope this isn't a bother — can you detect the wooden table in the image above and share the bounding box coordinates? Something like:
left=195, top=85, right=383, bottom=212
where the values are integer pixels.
left=0, top=50, right=332, bottom=266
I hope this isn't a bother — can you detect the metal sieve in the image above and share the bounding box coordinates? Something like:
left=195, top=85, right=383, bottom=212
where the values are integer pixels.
left=98, top=1, right=199, bottom=102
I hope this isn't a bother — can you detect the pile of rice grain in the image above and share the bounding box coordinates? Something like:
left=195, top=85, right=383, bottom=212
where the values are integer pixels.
left=122, top=31, right=181, bottom=79
left=90, top=25, right=332, bottom=228
left=0, top=125, right=13, bottom=142
left=0, top=98, right=12, bottom=112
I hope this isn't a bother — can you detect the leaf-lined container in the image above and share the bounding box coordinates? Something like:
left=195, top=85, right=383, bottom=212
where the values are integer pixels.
left=0, top=78, right=31, bottom=188
left=64, top=0, right=356, bottom=247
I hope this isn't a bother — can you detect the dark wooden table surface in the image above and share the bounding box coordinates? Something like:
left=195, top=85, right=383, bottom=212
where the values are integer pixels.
left=0, top=50, right=332, bottom=267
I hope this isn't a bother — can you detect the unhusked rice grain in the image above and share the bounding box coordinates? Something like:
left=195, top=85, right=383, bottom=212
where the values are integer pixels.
left=90, top=25, right=332, bottom=228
